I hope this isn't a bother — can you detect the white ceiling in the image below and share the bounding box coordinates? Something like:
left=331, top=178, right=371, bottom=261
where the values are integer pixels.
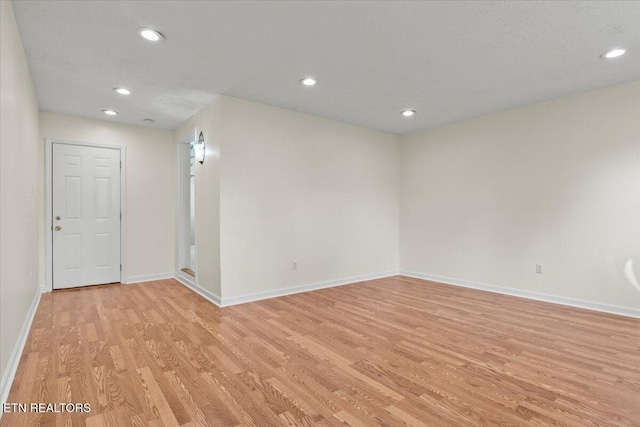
left=12, top=1, right=640, bottom=134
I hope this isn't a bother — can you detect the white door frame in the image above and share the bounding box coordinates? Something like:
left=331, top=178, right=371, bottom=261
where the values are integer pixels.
left=45, top=138, right=126, bottom=292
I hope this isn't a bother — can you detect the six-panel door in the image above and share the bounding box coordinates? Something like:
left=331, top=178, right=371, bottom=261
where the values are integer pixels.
left=52, top=143, right=121, bottom=289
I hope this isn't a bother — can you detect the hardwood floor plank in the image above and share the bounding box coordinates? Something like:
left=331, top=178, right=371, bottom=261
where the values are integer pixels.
left=136, top=366, right=180, bottom=427
left=2, top=276, right=638, bottom=426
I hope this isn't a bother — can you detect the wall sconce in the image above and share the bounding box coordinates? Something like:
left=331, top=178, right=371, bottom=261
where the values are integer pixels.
left=195, top=131, right=205, bottom=164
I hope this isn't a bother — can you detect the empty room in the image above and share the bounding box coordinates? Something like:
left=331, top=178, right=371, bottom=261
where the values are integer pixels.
left=1, top=1, right=639, bottom=426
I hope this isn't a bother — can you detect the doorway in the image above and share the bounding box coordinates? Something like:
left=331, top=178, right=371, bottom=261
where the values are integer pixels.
left=49, top=142, right=124, bottom=289
left=178, top=130, right=196, bottom=279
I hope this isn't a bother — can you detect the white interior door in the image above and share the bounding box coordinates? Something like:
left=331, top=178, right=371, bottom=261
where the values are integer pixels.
left=52, top=143, right=121, bottom=289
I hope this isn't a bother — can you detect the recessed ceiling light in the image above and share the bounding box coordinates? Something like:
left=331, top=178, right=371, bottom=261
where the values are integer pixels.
left=143, top=118, right=155, bottom=123
left=113, top=87, right=130, bottom=95
left=102, top=110, right=118, bottom=116
left=300, top=77, right=317, bottom=86
left=137, top=28, right=164, bottom=42
left=601, top=48, right=626, bottom=59
left=401, top=109, right=416, bottom=117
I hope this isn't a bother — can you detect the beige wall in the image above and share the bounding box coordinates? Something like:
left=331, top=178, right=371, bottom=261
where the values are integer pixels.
left=39, top=112, right=176, bottom=281
left=400, top=81, right=640, bottom=310
left=175, top=98, right=222, bottom=297
left=219, top=96, right=400, bottom=300
left=0, top=0, right=41, bottom=390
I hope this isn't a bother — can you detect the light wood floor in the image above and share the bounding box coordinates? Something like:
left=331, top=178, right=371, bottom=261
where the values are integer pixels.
left=2, top=276, right=639, bottom=426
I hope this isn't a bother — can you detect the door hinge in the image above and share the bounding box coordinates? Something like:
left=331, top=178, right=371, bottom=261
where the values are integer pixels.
left=120, top=160, right=122, bottom=169
left=120, top=212, right=122, bottom=220
left=120, top=264, right=122, bottom=271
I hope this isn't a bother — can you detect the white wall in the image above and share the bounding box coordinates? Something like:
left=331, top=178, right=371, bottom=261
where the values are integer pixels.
left=175, top=98, right=222, bottom=297
left=39, top=112, right=176, bottom=281
left=219, top=96, right=400, bottom=300
left=0, top=0, right=41, bottom=393
left=401, top=81, right=640, bottom=311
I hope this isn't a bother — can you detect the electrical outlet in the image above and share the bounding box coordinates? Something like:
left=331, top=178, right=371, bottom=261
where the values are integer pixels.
left=292, top=260, right=298, bottom=270
left=536, top=264, right=543, bottom=274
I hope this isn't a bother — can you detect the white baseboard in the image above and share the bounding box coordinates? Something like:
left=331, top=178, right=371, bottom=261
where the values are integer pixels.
left=400, top=270, right=640, bottom=319
left=174, top=273, right=222, bottom=307
left=0, top=285, right=43, bottom=413
left=221, top=270, right=400, bottom=307
left=174, top=270, right=196, bottom=289
left=124, top=272, right=174, bottom=284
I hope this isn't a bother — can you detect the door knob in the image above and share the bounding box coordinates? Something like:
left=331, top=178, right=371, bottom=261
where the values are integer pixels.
left=55, top=215, right=61, bottom=220
left=55, top=225, right=62, bottom=231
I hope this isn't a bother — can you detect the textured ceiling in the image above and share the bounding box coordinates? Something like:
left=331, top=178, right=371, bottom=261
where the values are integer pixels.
left=12, top=1, right=640, bottom=134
